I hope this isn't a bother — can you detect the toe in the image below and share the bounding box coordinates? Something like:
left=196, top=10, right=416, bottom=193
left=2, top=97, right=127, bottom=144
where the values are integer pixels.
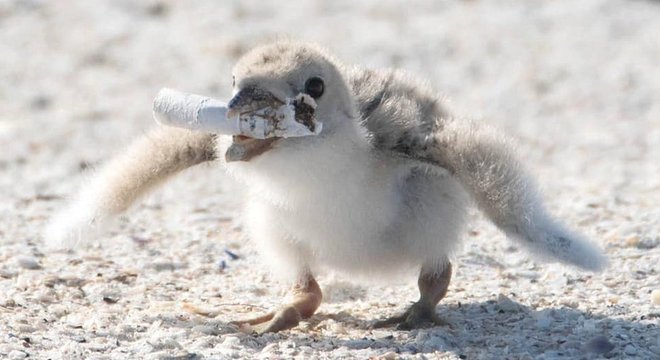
left=231, top=312, right=275, bottom=327
left=253, top=306, right=302, bottom=334
left=373, top=302, right=447, bottom=330
left=371, top=314, right=407, bottom=329
left=396, top=313, right=442, bottom=330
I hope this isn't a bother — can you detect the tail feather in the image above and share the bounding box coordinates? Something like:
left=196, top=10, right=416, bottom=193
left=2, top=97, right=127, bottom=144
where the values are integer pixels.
left=44, top=127, right=216, bottom=249
left=426, top=119, right=607, bottom=271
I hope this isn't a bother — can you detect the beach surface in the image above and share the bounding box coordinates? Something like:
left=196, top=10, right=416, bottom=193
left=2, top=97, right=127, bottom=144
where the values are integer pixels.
left=1, top=0, right=658, bottom=358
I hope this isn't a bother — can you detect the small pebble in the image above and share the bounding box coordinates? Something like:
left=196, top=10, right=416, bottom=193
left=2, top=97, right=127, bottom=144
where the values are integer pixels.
left=623, top=344, right=637, bottom=356
left=16, top=324, right=36, bottom=333
left=192, top=325, right=220, bottom=336
left=298, top=321, right=312, bottom=331
left=223, top=336, right=241, bottom=347
left=160, top=352, right=198, bottom=360
left=379, top=351, right=399, bottom=360
left=260, top=343, right=278, bottom=354
left=607, top=296, right=619, bottom=305
left=585, top=335, right=615, bottom=354
left=652, top=289, right=660, bottom=305
left=496, top=294, right=523, bottom=313
left=103, top=296, right=119, bottom=304
left=371, top=329, right=391, bottom=339
left=8, top=350, right=28, bottom=359
left=637, top=237, right=658, bottom=249
left=324, top=319, right=346, bottom=334
left=35, top=290, right=54, bottom=303
left=0, top=269, right=17, bottom=278
left=16, top=256, right=41, bottom=270
left=624, top=235, right=640, bottom=248
left=72, top=335, right=86, bottom=343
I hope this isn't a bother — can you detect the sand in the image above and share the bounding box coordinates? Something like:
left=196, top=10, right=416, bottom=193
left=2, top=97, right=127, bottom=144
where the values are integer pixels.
left=1, top=0, right=658, bottom=359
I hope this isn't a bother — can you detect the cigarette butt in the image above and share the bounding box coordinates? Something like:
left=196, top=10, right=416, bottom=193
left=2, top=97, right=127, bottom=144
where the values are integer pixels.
left=153, top=88, right=239, bottom=134
left=152, top=88, right=322, bottom=139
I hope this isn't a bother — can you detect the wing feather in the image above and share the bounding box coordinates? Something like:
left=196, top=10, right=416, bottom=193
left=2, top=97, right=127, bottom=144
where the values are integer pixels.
left=346, top=66, right=606, bottom=271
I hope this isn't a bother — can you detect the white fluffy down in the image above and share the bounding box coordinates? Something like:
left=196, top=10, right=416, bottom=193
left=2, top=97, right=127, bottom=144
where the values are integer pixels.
left=44, top=172, right=110, bottom=250
left=220, top=119, right=468, bottom=281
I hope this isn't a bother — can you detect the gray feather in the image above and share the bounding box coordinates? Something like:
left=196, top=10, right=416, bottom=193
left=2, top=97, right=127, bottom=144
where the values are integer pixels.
left=346, top=66, right=606, bottom=271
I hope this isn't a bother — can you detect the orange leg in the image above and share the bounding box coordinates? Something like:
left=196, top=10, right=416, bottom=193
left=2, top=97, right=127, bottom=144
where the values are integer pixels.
left=373, top=262, right=452, bottom=330
left=232, top=274, right=322, bottom=334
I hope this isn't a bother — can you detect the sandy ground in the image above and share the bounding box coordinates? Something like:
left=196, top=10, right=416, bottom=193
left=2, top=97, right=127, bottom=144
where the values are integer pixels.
left=1, top=0, right=659, bottom=359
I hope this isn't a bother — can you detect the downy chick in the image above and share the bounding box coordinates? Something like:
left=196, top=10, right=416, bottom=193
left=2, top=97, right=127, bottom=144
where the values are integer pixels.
left=46, top=41, right=606, bottom=333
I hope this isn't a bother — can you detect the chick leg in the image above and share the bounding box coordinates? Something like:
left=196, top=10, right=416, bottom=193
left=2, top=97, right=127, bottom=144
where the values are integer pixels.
left=232, top=273, right=322, bottom=334
left=373, top=262, right=452, bottom=330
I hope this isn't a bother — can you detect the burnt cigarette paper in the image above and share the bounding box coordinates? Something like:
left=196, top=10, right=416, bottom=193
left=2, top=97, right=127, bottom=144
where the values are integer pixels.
left=153, top=88, right=322, bottom=139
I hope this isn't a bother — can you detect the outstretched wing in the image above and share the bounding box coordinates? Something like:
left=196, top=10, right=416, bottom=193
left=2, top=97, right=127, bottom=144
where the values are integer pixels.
left=347, top=67, right=606, bottom=271
left=347, top=67, right=448, bottom=155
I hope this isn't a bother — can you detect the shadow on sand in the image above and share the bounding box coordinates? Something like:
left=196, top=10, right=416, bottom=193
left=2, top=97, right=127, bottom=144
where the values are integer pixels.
left=216, top=298, right=657, bottom=359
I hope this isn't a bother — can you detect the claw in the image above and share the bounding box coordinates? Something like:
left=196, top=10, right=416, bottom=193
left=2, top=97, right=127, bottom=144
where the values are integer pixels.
left=233, top=306, right=302, bottom=334
left=372, top=301, right=447, bottom=330
left=230, top=274, right=322, bottom=334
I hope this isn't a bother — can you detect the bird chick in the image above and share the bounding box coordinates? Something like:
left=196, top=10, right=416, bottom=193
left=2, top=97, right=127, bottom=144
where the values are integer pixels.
left=45, top=41, right=607, bottom=333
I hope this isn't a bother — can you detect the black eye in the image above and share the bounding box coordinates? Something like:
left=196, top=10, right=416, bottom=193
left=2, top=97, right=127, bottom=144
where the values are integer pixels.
left=304, top=77, right=324, bottom=99
left=232, top=76, right=235, bottom=87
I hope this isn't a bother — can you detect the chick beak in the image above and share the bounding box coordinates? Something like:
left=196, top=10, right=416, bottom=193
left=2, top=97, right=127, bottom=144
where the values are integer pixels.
left=225, top=86, right=282, bottom=162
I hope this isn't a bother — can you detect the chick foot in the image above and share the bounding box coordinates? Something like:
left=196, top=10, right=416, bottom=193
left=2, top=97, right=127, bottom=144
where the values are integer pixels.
left=372, top=301, right=447, bottom=330
left=232, top=274, right=322, bottom=334
left=373, top=261, right=452, bottom=330
left=233, top=306, right=302, bottom=334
